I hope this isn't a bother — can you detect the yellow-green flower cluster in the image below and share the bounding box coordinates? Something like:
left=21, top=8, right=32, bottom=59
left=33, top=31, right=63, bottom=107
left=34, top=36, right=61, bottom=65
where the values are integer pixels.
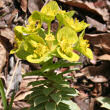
left=11, top=1, right=93, bottom=64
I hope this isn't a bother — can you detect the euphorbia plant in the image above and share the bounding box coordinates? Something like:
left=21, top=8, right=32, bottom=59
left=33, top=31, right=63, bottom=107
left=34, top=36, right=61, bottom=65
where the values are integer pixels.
left=11, top=1, right=93, bottom=110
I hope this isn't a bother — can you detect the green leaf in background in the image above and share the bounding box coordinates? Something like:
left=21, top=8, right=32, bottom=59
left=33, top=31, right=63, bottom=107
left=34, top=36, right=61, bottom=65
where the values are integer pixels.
left=23, top=70, right=43, bottom=77
left=30, top=106, right=38, bottom=110
left=60, top=87, right=77, bottom=94
left=61, top=100, right=81, bottom=110
left=56, top=107, right=60, bottom=110
left=32, top=103, right=45, bottom=110
left=34, top=95, right=49, bottom=106
left=60, top=91, right=78, bottom=98
left=45, top=73, right=64, bottom=83
left=97, top=97, right=110, bottom=109
left=60, top=68, right=79, bottom=75
left=43, top=87, right=54, bottom=96
left=25, top=91, right=43, bottom=102
left=58, top=102, right=70, bottom=110
left=45, top=102, right=56, bottom=110
left=42, top=59, right=81, bottom=72
left=50, top=93, right=62, bottom=105
left=28, top=80, right=48, bottom=86
left=31, top=85, right=45, bottom=91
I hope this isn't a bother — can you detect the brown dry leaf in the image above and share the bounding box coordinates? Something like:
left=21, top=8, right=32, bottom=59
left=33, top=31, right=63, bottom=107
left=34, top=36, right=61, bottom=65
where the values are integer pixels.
left=98, top=54, right=110, bottom=61
left=85, top=1, right=109, bottom=21
left=20, top=76, right=39, bottom=89
left=0, top=21, right=7, bottom=29
left=0, top=28, right=15, bottom=44
left=12, top=101, right=30, bottom=110
left=0, top=0, right=4, bottom=8
left=101, top=34, right=110, bottom=53
left=86, top=16, right=107, bottom=32
left=7, top=9, right=18, bottom=27
left=88, top=75, right=108, bottom=83
left=81, top=61, right=110, bottom=82
left=59, top=0, right=109, bottom=22
left=20, top=0, right=27, bottom=12
left=85, top=33, right=110, bottom=55
left=13, top=76, right=38, bottom=102
left=0, top=43, right=6, bottom=73
left=94, top=0, right=106, bottom=8
left=74, top=94, right=89, bottom=110
left=14, top=91, right=32, bottom=101
left=3, top=0, right=12, bottom=3
left=28, top=0, right=44, bottom=13
left=91, top=83, right=102, bottom=97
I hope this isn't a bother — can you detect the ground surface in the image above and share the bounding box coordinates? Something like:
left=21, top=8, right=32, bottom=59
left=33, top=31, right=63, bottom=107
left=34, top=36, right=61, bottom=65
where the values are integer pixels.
left=0, top=0, right=110, bottom=110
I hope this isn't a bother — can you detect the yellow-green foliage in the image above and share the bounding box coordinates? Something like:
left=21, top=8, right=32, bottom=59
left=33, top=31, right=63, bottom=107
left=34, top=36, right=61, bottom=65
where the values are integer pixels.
left=11, top=1, right=93, bottom=64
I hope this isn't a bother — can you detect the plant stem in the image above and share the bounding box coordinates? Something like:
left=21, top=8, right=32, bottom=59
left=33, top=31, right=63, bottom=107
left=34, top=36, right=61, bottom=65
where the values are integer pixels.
left=48, top=23, right=51, bottom=34
left=56, top=23, right=61, bottom=34
left=0, top=79, right=7, bottom=110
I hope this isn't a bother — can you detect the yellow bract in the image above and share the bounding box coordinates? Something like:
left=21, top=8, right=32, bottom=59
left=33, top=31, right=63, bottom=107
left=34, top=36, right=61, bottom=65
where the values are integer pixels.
left=57, top=27, right=80, bottom=61
left=45, top=34, right=55, bottom=41
left=75, top=31, right=93, bottom=60
left=64, top=17, right=90, bottom=32
left=60, top=39, right=73, bottom=53
left=34, top=43, right=49, bottom=57
left=72, top=19, right=90, bottom=32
